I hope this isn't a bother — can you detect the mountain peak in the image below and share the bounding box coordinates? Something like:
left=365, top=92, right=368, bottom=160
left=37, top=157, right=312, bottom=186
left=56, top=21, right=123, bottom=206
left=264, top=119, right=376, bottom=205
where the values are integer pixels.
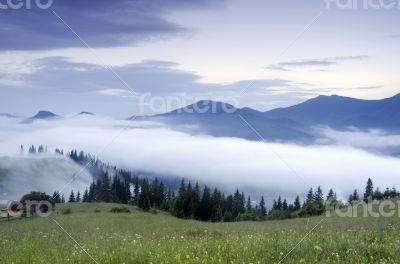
left=32, top=111, right=58, bottom=119
left=78, top=111, right=95, bottom=116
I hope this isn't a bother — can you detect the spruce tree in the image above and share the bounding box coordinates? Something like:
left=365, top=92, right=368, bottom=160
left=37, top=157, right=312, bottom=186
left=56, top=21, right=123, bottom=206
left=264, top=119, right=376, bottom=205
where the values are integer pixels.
left=76, top=191, right=81, bottom=202
left=259, top=196, right=266, bottom=218
left=138, top=179, right=151, bottom=211
left=98, top=172, right=112, bottom=202
left=246, top=196, right=252, bottom=212
left=82, top=188, right=89, bottom=202
left=364, top=178, right=373, bottom=203
left=293, top=196, right=301, bottom=211
left=199, top=186, right=212, bottom=221
left=282, top=199, right=288, bottom=211
left=68, top=190, right=75, bottom=203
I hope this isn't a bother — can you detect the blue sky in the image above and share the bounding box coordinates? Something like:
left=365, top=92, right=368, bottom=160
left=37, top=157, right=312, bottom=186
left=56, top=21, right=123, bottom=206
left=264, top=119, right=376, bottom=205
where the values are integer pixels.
left=1, top=0, right=400, bottom=117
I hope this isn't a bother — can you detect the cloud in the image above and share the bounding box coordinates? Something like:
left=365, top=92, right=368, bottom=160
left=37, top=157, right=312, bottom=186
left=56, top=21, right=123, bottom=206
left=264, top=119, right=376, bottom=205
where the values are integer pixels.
left=96, top=88, right=136, bottom=98
left=268, top=55, right=368, bottom=71
left=1, top=116, right=400, bottom=202
left=0, top=56, right=307, bottom=116
left=316, top=126, right=400, bottom=150
left=0, top=155, right=92, bottom=201
left=0, top=0, right=229, bottom=51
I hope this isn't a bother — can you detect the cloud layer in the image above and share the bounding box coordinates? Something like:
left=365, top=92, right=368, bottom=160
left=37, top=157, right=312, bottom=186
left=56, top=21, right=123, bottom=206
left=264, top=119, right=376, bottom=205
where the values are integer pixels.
left=1, top=115, right=400, bottom=201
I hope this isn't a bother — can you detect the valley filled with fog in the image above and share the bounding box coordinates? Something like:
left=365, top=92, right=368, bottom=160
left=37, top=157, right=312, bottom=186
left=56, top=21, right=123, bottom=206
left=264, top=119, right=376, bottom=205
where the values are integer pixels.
left=1, top=114, right=400, bottom=202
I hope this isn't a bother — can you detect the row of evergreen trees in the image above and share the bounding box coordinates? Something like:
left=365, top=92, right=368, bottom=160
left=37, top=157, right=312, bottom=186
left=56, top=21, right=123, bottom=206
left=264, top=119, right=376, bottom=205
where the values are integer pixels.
left=39, top=147, right=400, bottom=222
left=348, top=178, right=400, bottom=203
left=55, top=168, right=330, bottom=222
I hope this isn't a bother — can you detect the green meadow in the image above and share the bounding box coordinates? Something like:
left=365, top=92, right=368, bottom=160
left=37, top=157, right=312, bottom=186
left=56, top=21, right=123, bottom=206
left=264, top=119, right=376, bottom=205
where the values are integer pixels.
left=1, top=202, right=400, bottom=263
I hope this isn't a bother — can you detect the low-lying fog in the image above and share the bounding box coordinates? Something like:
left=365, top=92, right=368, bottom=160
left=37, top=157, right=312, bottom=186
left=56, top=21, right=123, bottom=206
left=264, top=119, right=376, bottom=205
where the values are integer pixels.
left=1, top=115, right=400, bottom=201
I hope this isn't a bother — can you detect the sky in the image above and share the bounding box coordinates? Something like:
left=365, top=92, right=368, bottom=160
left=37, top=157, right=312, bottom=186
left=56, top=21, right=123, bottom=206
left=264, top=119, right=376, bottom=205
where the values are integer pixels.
left=1, top=0, right=400, bottom=117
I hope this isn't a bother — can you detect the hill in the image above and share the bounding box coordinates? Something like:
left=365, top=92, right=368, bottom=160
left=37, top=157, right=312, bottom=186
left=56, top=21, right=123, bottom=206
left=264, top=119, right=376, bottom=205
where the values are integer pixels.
left=1, top=202, right=400, bottom=263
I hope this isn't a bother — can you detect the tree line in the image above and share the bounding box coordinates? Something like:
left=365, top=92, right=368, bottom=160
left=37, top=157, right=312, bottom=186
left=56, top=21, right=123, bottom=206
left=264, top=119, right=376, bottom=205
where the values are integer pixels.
left=21, top=146, right=400, bottom=222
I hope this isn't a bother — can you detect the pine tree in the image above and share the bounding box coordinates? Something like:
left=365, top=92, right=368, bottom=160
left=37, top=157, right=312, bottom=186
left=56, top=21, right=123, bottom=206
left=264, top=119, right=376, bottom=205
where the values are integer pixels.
left=305, top=188, right=314, bottom=205
left=259, top=196, right=266, bottom=218
left=349, top=189, right=359, bottom=203
left=82, top=188, right=89, bottom=202
left=282, top=199, right=288, bottom=211
left=174, top=179, right=186, bottom=217
left=246, top=196, right=252, bottom=212
left=199, top=186, right=212, bottom=221
left=133, top=178, right=140, bottom=205
left=192, top=182, right=201, bottom=219
left=314, top=186, right=324, bottom=214
left=138, top=179, right=151, bottom=211
left=76, top=191, right=81, bottom=202
left=293, top=195, right=301, bottom=211
left=68, top=190, right=75, bottom=203
left=52, top=191, right=61, bottom=203
left=353, top=189, right=359, bottom=201
left=232, top=189, right=244, bottom=218
left=98, top=172, right=112, bottom=202
left=276, top=196, right=283, bottom=210
left=373, top=187, right=383, bottom=200
left=211, top=188, right=223, bottom=222
left=364, top=178, right=373, bottom=203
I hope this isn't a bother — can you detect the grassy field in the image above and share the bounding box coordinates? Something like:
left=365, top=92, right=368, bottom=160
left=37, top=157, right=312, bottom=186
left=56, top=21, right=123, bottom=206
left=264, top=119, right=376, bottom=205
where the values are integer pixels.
left=1, top=203, right=400, bottom=263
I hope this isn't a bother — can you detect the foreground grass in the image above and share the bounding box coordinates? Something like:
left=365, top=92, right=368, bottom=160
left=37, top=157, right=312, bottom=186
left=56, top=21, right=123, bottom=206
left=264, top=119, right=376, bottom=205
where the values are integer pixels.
left=1, top=203, right=400, bottom=263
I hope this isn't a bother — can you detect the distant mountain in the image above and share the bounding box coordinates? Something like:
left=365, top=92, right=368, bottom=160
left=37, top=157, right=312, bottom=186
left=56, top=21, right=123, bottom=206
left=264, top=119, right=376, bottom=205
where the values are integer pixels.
left=130, top=94, right=400, bottom=142
left=0, top=113, right=18, bottom=118
left=31, top=111, right=58, bottom=119
left=20, top=111, right=59, bottom=123
left=263, top=93, right=400, bottom=131
left=136, top=100, right=314, bottom=142
left=78, top=111, right=95, bottom=116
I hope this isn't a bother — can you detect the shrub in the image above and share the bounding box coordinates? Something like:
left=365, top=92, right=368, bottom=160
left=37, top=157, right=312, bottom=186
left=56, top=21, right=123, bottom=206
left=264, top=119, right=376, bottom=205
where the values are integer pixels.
left=94, top=208, right=101, bottom=213
left=110, top=207, right=130, bottom=213
left=61, top=208, right=72, bottom=215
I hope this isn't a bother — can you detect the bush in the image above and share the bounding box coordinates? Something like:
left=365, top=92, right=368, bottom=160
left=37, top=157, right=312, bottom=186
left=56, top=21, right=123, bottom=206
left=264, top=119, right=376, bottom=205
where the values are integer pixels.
left=94, top=208, right=101, bottom=213
left=110, top=207, right=130, bottom=213
left=61, top=208, right=72, bottom=215
left=20, top=191, right=55, bottom=213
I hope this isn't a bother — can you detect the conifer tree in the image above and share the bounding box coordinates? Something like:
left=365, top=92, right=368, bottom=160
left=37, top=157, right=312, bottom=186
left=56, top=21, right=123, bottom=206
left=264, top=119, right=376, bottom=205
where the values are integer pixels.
left=364, top=178, right=373, bottom=203
left=82, top=188, right=89, bottom=202
left=68, top=190, right=75, bottom=203
left=259, top=196, right=266, bottom=218
left=246, top=196, right=252, bottom=212
left=293, top=195, right=301, bottom=211
left=76, top=191, right=81, bottom=202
